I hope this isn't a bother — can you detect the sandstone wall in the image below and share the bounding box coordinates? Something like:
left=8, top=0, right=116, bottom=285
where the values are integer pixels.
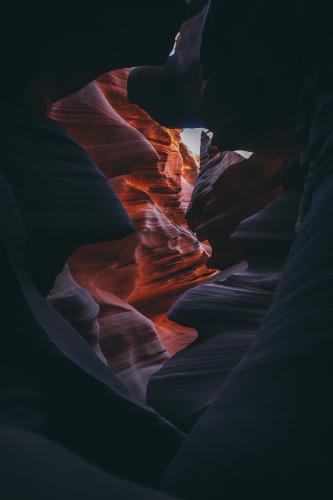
left=50, top=70, right=215, bottom=392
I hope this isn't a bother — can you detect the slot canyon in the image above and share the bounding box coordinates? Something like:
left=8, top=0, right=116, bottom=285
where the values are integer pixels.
left=50, top=69, right=216, bottom=396
left=1, top=2, right=332, bottom=500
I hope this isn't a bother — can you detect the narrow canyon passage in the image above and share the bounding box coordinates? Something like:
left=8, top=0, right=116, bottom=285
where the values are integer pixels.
left=1, top=2, right=332, bottom=499
left=49, top=69, right=216, bottom=398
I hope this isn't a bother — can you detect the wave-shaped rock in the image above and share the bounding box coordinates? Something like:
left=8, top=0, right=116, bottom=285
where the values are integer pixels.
left=50, top=70, right=215, bottom=396
left=51, top=79, right=158, bottom=178
left=147, top=135, right=303, bottom=430
left=186, top=132, right=285, bottom=269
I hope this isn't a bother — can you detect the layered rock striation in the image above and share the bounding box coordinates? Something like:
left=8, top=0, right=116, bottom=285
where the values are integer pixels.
left=147, top=135, right=303, bottom=430
left=50, top=70, right=214, bottom=395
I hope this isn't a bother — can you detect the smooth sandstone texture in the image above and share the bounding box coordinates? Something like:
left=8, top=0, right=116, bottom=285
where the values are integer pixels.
left=0, top=126, right=184, bottom=489
left=1, top=1, right=198, bottom=490
left=160, top=5, right=333, bottom=488
left=47, top=265, right=107, bottom=365
left=148, top=187, right=302, bottom=429
left=50, top=70, right=215, bottom=397
left=0, top=101, right=135, bottom=296
left=147, top=136, right=302, bottom=430
left=161, top=170, right=333, bottom=499
left=186, top=132, right=285, bottom=270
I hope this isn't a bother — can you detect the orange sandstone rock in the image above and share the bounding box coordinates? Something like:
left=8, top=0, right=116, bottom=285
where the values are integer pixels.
left=50, top=70, right=215, bottom=389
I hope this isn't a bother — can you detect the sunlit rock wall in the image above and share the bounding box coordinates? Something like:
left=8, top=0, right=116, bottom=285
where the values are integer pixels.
left=50, top=69, right=215, bottom=375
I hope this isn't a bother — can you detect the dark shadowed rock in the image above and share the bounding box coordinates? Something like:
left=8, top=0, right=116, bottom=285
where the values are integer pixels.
left=147, top=137, right=304, bottom=430
left=0, top=424, right=179, bottom=500
left=161, top=168, right=333, bottom=498
left=186, top=132, right=285, bottom=270
left=0, top=102, right=135, bottom=295
left=160, top=7, right=333, bottom=492
left=128, top=2, right=209, bottom=128
left=200, top=0, right=299, bottom=155
left=2, top=2, right=189, bottom=101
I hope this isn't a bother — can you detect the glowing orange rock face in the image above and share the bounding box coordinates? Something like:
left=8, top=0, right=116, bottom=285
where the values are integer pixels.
left=50, top=69, right=215, bottom=368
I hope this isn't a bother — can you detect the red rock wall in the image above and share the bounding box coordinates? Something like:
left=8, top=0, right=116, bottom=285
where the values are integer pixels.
left=50, top=69, right=215, bottom=371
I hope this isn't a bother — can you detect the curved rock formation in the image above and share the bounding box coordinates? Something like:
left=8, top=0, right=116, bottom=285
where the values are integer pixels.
left=186, top=131, right=285, bottom=269
left=50, top=70, right=215, bottom=396
left=99, top=71, right=215, bottom=332
left=147, top=139, right=304, bottom=430
left=50, top=79, right=158, bottom=178
left=48, top=265, right=107, bottom=364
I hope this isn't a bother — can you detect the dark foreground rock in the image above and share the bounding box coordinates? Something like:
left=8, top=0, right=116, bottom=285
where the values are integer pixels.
left=147, top=147, right=303, bottom=430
